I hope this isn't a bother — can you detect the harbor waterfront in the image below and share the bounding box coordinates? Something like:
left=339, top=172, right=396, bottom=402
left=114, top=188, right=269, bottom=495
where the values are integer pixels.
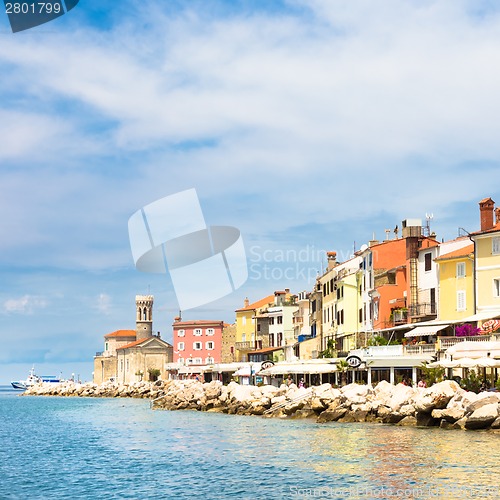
left=22, top=378, right=500, bottom=431
left=2, top=385, right=500, bottom=499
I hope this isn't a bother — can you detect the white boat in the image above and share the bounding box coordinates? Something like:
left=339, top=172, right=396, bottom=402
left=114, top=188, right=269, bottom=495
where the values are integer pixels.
left=11, top=366, right=41, bottom=390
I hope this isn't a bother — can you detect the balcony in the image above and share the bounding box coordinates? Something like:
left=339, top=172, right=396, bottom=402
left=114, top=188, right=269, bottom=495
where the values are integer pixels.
left=392, top=309, right=408, bottom=325
left=235, top=341, right=255, bottom=351
left=438, top=335, right=497, bottom=351
left=408, top=302, right=437, bottom=318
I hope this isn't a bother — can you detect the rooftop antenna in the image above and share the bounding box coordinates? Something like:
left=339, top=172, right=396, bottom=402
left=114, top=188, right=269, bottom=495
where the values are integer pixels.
left=425, top=213, right=434, bottom=237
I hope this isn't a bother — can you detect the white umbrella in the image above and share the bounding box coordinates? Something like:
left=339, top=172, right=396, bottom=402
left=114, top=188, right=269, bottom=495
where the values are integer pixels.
left=439, top=359, right=461, bottom=368
left=456, top=357, right=480, bottom=368
left=475, top=357, right=500, bottom=368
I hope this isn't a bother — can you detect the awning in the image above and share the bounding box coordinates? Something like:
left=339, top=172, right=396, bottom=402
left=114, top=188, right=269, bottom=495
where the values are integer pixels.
left=446, top=340, right=500, bottom=359
left=258, top=363, right=337, bottom=376
left=178, top=366, right=203, bottom=374
left=461, top=311, right=500, bottom=322
left=404, top=325, right=449, bottom=338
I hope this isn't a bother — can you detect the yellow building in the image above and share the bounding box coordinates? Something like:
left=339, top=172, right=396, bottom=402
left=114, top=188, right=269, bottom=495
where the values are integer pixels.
left=471, top=198, right=500, bottom=321
left=435, top=244, right=474, bottom=321
left=234, top=295, right=274, bottom=361
left=234, top=291, right=294, bottom=362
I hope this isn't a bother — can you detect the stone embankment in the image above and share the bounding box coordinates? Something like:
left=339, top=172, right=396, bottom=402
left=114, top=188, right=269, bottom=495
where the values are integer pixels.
left=24, top=379, right=500, bottom=430
left=23, top=380, right=166, bottom=399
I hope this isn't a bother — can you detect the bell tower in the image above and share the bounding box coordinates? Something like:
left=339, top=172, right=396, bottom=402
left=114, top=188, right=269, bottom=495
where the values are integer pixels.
left=136, top=295, right=154, bottom=340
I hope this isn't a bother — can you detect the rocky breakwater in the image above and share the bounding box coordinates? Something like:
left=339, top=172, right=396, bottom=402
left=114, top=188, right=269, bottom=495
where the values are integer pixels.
left=23, top=380, right=167, bottom=399
left=153, top=379, right=500, bottom=431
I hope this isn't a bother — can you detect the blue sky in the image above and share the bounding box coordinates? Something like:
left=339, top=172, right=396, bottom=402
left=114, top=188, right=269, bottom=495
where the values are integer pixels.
left=2, top=0, right=500, bottom=383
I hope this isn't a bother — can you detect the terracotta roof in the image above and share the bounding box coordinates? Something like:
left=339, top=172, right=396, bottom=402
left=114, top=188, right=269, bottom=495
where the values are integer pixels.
left=173, top=320, right=223, bottom=327
left=104, top=329, right=136, bottom=338
left=247, top=346, right=284, bottom=354
left=117, top=336, right=173, bottom=350
left=235, top=294, right=275, bottom=312
left=471, top=223, right=500, bottom=236
left=420, top=238, right=440, bottom=249
left=435, top=244, right=474, bottom=261
left=116, top=338, right=148, bottom=350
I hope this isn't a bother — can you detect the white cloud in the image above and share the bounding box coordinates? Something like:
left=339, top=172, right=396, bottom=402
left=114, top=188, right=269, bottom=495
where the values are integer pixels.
left=3, top=295, right=48, bottom=314
left=96, top=293, right=112, bottom=314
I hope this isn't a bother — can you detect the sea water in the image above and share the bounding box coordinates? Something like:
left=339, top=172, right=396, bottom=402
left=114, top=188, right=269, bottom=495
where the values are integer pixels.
left=1, top=385, right=500, bottom=500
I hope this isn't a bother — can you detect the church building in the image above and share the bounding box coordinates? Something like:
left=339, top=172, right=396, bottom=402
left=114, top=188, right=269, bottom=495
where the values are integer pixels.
left=93, top=295, right=173, bottom=384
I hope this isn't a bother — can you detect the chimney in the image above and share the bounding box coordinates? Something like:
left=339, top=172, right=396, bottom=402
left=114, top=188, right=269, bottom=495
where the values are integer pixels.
left=243, top=297, right=250, bottom=308
left=496, top=207, right=500, bottom=225
left=479, top=197, right=495, bottom=231
left=326, top=251, right=337, bottom=270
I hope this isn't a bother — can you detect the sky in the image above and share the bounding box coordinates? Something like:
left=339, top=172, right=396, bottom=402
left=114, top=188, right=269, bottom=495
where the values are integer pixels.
left=2, top=0, right=500, bottom=383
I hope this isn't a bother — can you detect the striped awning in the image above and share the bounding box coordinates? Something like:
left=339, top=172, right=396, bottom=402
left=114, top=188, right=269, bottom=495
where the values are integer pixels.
left=405, top=325, right=449, bottom=338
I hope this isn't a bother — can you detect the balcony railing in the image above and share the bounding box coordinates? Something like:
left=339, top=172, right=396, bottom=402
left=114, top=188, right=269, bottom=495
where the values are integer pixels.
left=438, top=335, right=495, bottom=350
left=235, top=341, right=255, bottom=351
left=95, top=351, right=103, bottom=357
left=408, top=302, right=437, bottom=318
left=403, top=344, right=437, bottom=356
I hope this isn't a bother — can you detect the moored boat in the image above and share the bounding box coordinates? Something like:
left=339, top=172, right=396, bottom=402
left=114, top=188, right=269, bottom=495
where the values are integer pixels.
left=11, top=366, right=41, bottom=390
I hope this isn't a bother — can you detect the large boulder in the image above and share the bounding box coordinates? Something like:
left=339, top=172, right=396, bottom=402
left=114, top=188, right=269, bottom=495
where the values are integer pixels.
left=413, top=380, right=460, bottom=413
left=465, top=393, right=500, bottom=414
left=431, top=407, right=466, bottom=423
left=465, top=403, right=500, bottom=430
left=229, top=384, right=255, bottom=403
left=389, top=385, right=416, bottom=412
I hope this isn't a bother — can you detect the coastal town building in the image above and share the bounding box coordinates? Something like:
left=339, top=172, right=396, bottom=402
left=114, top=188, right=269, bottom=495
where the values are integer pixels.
left=172, top=318, right=225, bottom=366
left=471, top=198, right=500, bottom=322
left=93, top=295, right=173, bottom=384
left=435, top=243, right=475, bottom=322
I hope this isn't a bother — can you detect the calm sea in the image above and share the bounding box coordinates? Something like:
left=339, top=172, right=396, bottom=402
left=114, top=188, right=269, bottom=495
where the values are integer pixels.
left=1, top=385, right=499, bottom=499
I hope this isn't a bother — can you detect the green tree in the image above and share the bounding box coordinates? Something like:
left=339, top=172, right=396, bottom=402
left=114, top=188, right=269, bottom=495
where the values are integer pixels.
left=147, top=368, right=161, bottom=382
left=419, top=362, right=445, bottom=386
left=336, top=359, right=350, bottom=386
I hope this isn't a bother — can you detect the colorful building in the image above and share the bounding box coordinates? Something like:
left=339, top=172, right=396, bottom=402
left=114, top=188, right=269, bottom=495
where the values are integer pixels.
left=172, top=319, right=225, bottom=366
left=471, top=197, right=500, bottom=321
left=435, top=243, right=475, bottom=321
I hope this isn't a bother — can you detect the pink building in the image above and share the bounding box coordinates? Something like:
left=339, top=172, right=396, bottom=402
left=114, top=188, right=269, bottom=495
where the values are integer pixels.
left=172, top=318, right=224, bottom=366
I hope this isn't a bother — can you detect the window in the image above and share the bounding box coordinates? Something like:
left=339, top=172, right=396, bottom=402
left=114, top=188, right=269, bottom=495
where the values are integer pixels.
left=193, top=341, right=202, bottom=350
left=177, top=342, right=185, bottom=351
left=277, top=332, right=283, bottom=346
left=457, top=291, right=466, bottom=311
left=194, top=328, right=202, bottom=336
left=193, top=357, right=203, bottom=364
left=494, top=278, right=500, bottom=298
left=178, top=357, right=184, bottom=364
left=187, top=358, right=194, bottom=365
left=242, top=316, right=246, bottom=325
left=424, top=253, right=432, bottom=272
left=126, top=359, right=129, bottom=372
left=105, top=342, right=108, bottom=351
left=177, top=329, right=185, bottom=337
left=456, top=262, right=466, bottom=278
left=206, top=328, right=215, bottom=336
left=206, top=341, right=214, bottom=350
left=206, top=357, right=214, bottom=364
left=493, top=237, right=500, bottom=255
left=277, top=316, right=283, bottom=324
left=269, top=317, right=274, bottom=325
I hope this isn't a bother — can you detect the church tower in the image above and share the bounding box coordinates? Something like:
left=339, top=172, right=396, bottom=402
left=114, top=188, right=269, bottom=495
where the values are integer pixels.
left=136, top=295, right=154, bottom=340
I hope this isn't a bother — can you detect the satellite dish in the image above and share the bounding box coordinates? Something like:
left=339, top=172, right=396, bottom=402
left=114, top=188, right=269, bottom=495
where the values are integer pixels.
left=360, top=244, right=369, bottom=252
